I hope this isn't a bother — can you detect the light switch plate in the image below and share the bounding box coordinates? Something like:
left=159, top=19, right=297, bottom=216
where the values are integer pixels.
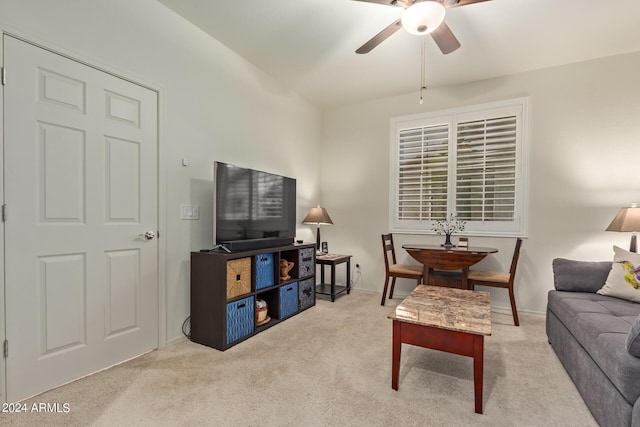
left=181, top=204, right=199, bottom=220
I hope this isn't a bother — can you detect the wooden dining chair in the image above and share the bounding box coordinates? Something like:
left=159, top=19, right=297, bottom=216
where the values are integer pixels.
left=381, top=233, right=423, bottom=306
left=468, top=238, right=523, bottom=326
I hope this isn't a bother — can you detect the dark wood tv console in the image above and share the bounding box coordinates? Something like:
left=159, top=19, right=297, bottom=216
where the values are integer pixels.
left=190, top=243, right=316, bottom=350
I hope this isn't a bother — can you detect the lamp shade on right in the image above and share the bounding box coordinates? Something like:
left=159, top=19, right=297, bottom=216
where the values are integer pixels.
left=607, top=203, right=640, bottom=252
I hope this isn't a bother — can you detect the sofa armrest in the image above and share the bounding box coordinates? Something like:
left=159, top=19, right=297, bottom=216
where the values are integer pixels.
left=552, top=258, right=611, bottom=292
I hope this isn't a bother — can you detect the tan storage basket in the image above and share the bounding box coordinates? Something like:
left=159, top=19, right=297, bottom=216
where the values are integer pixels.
left=226, top=257, right=252, bottom=300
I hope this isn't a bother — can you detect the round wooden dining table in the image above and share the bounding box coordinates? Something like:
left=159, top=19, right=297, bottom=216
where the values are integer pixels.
left=401, top=244, right=498, bottom=290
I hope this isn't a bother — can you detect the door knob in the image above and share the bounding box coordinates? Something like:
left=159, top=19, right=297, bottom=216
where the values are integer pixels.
left=140, top=231, right=156, bottom=240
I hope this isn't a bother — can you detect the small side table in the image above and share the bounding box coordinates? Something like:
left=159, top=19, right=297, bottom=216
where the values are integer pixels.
left=315, top=254, right=351, bottom=302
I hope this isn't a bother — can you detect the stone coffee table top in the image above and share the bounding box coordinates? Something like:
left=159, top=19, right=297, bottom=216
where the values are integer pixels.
left=388, top=285, right=491, bottom=336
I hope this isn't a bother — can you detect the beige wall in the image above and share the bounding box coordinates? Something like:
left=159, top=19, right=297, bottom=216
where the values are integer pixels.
left=320, top=51, right=640, bottom=314
left=0, top=0, right=323, bottom=344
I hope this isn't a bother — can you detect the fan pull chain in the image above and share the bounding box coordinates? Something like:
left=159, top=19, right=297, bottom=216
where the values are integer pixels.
left=419, top=39, right=427, bottom=105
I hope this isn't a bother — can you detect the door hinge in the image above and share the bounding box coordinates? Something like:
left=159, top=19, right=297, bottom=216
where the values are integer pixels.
left=3, top=340, right=7, bottom=358
left=1, top=67, right=5, bottom=85
left=2, top=204, right=6, bottom=222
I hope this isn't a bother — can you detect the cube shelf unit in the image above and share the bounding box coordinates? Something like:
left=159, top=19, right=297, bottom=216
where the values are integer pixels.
left=190, top=243, right=316, bottom=351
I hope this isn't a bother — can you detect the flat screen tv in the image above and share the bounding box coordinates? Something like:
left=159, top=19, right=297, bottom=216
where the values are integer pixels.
left=213, top=162, right=296, bottom=251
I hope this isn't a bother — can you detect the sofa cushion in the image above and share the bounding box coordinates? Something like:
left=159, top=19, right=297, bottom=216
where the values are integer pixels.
left=548, top=290, right=640, bottom=404
left=552, top=258, right=611, bottom=292
left=627, top=315, right=640, bottom=357
left=597, top=246, right=640, bottom=303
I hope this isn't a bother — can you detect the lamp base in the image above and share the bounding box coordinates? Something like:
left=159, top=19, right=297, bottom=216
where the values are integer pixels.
left=316, top=227, right=321, bottom=251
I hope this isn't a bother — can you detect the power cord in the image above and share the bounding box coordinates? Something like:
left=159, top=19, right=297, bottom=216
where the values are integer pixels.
left=182, top=316, right=191, bottom=340
left=351, top=263, right=362, bottom=287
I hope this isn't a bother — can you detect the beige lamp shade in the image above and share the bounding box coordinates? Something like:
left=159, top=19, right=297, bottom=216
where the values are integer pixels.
left=303, top=207, right=333, bottom=225
left=303, top=206, right=333, bottom=250
left=606, top=203, right=640, bottom=252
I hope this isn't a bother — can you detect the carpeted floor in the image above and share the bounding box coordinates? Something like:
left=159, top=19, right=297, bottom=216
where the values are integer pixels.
left=2, top=290, right=596, bottom=426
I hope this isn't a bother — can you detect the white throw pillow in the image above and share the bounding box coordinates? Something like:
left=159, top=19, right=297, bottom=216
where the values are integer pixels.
left=597, top=246, right=640, bottom=303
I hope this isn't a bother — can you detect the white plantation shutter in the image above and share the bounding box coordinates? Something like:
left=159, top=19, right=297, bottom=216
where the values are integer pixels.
left=456, top=115, right=517, bottom=222
left=397, top=124, right=449, bottom=221
left=390, top=98, right=528, bottom=236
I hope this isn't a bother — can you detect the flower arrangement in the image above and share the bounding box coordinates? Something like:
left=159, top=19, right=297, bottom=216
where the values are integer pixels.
left=432, top=213, right=466, bottom=247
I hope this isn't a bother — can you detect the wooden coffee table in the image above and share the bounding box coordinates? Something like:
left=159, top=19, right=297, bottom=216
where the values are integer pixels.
left=388, top=285, right=491, bottom=414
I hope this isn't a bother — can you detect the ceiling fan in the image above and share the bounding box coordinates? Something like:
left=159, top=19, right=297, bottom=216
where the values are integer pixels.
left=354, top=0, right=491, bottom=55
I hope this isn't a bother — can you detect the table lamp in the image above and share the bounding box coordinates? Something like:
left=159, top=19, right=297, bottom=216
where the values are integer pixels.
left=606, top=202, right=640, bottom=252
left=303, top=206, right=333, bottom=251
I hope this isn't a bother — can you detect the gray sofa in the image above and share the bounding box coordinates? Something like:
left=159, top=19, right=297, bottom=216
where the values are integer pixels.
left=547, top=258, right=640, bottom=427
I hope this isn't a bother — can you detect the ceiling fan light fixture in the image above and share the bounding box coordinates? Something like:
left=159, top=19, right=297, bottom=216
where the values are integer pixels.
left=401, top=1, right=446, bottom=36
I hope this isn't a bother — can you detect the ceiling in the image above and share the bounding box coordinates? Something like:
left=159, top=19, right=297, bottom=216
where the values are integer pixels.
left=156, top=0, right=640, bottom=110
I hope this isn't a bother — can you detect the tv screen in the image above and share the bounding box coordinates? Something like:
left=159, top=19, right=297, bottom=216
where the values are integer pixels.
left=214, top=162, right=296, bottom=247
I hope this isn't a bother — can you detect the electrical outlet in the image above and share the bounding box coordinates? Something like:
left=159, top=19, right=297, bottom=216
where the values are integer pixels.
left=351, top=263, right=362, bottom=287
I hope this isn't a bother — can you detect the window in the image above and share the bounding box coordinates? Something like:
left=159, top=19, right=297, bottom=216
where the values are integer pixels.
left=390, top=98, right=528, bottom=236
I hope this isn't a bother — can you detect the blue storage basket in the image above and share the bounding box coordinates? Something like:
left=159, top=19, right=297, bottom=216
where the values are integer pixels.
left=279, top=282, right=299, bottom=319
left=226, top=296, right=255, bottom=345
left=255, top=253, right=275, bottom=290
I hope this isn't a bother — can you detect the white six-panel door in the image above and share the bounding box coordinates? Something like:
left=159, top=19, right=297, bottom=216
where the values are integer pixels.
left=3, top=35, right=159, bottom=401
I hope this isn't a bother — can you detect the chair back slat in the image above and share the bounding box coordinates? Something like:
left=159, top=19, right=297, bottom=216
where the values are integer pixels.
left=381, top=233, right=397, bottom=267
left=508, top=238, right=523, bottom=281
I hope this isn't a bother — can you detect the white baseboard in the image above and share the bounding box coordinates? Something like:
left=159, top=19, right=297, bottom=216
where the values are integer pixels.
left=352, top=285, right=546, bottom=317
